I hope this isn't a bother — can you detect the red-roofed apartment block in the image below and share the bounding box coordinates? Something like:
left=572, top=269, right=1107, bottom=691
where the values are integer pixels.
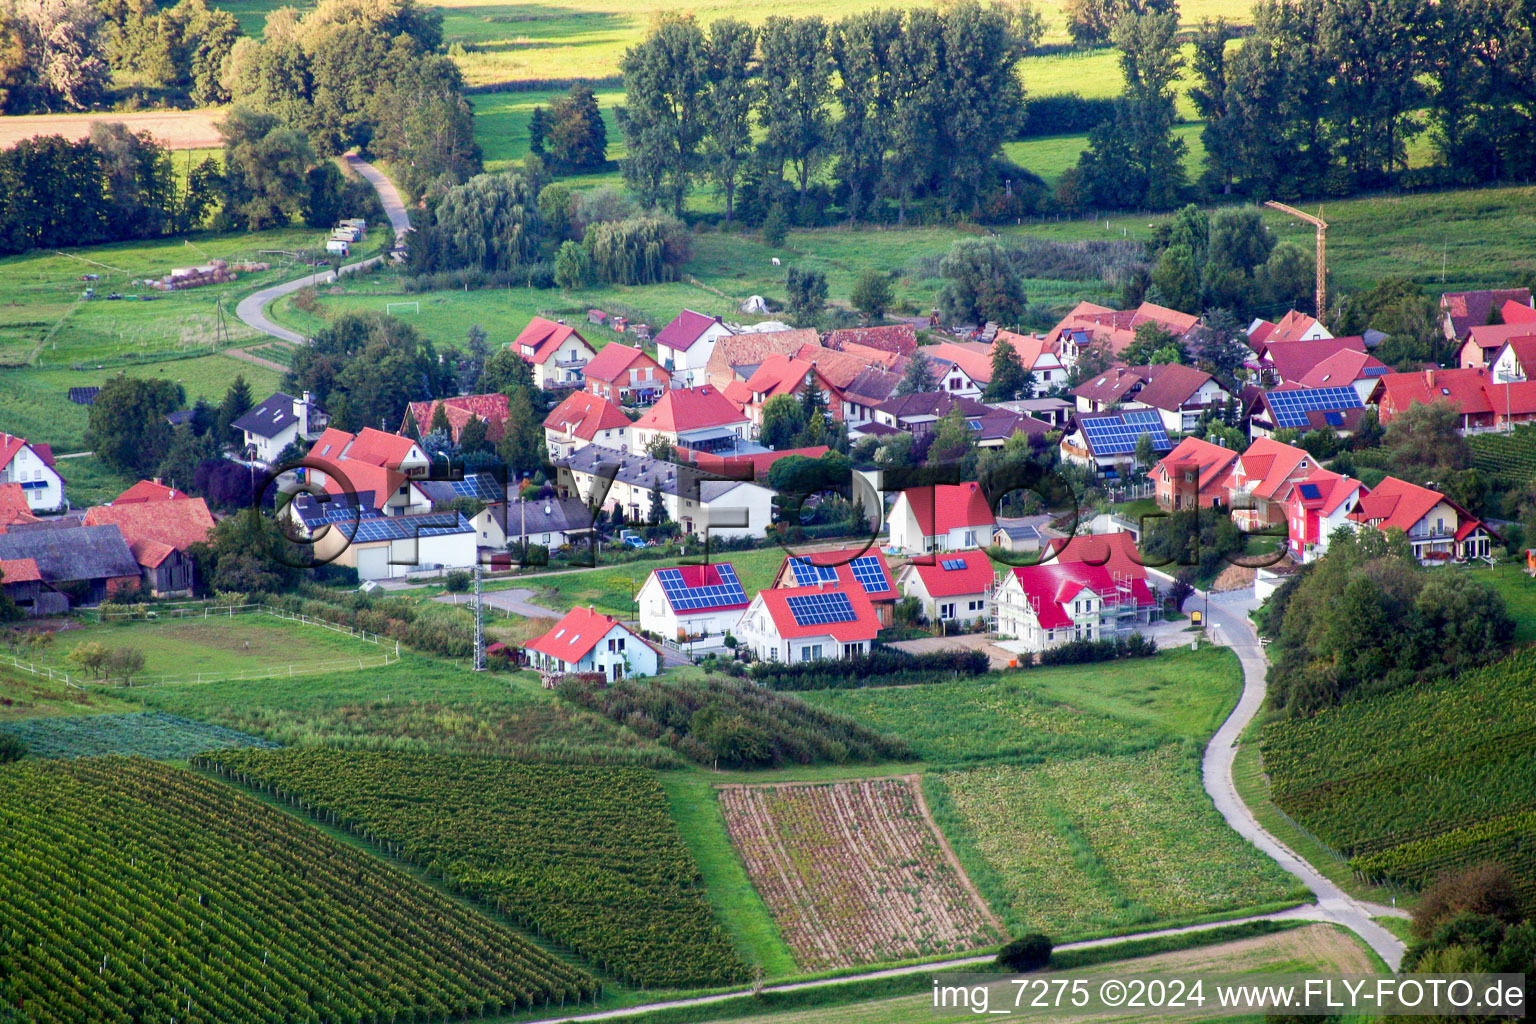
left=525, top=605, right=660, bottom=680
left=1346, top=476, right=1493, bottom=563
left=0, top=433, right=65, bottom=513
left=887, top=482, right=997, bottom=554
left=734, top=582, right=881, bottom=663
left=895, top=548, right=994, bottom=625
left=513, top=316, right=597, bottom=390
left=994, top=551, right=1157, bottom=652
left=1154, top=436, right=1239, bottom=511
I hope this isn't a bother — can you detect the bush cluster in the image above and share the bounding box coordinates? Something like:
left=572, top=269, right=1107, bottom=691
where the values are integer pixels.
left=750, top=649, right=990, bottom=691
left=1035, top=633, right=1159, bottom=666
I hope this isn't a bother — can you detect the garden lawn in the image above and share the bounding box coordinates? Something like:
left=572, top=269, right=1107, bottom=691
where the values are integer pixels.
left=529, top=546, right=793, bottom=618
left=931, top=746, right=1301, bottom=938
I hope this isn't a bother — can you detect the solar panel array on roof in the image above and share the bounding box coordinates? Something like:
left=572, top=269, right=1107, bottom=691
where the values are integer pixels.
left=1266, top=386, right=1363, bottom=429
left=784, top=591, right=857, bottom=626
left=789, top=558, right=839, bottom=586
left=656, top=564, right=746, bottom=610
left=940, top=557, right=968, bottom=570
left=449, top=473, right=503, bottom=502
left=849, top=555, right=888, bottom=593
left=1079, top=412, right=1173, bottom=456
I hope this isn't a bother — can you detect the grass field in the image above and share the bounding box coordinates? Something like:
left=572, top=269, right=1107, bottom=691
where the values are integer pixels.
left=27, top=613, right=387, bottom=684
left=528, top=546, right=795, bottom=619
left=0, top=709, right=275, bottom=759
left=0, top=660, right=138, bottom=720
left=931, top=745, right=1301, bottom=938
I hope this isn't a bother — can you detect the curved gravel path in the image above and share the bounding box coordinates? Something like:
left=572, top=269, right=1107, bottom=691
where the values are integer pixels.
left=233, top=155, right=410, bottom=344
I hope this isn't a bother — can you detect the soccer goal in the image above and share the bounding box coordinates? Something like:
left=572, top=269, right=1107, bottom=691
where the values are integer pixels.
left=386, top=301, right=420, bottom=315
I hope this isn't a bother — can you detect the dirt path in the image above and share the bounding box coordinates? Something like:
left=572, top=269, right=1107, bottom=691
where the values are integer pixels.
left=906, top=773, right=1005, bottom=933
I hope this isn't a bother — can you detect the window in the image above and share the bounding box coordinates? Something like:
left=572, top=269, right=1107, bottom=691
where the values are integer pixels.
left=969, top=600, right=982, bottom=611
left=941, top=603, right=954, bottom=619
left=800, top=644, right=822, bottom=662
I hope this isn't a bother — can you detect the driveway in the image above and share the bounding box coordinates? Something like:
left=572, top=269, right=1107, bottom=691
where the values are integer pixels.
left=434, top=588, right=560, bottom=620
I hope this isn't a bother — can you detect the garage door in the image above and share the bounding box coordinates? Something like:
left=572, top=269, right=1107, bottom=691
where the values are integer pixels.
left=356, top=546, right=390, bottom=580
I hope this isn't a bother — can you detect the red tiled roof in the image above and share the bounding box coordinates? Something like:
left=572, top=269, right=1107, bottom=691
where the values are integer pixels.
left=316, top=459, right=405, bottom=508
left=634, top=385, right=748, bottom=434
left=1231, top=438, right=1314, bottom=502
left=526, top=605, right=647, bottom=663
left=682, top=446, right=828, bottom=482
left=1288, top=468, right=1361, bottom=517
left=1130, top=363, right=1217, bottom=410
left=114, top=480, right=192, bottom=504
left=0, top=483, right=38, bottom=526
left=1263, top=337, right=1368, bottom=383
left=650, top=562, right=750, bottom=612
left=777, top=546, right=896, bottom=601
left=795, top=342, right=870, bottom=389
left=825, top=324, right=918, bottom=357
left=1501, top=300, right=1536, bottom=326
left=755, top=583, right=881, bottom=642
left=1047, top=301, right=1198, bottom=356
left=544, top=391, right=631, bottom=441
left=1442, top=289, right=1533, bottom=339
left=1262, top=311, right=1326, bottom=344
left=900, top=481, right=996, bottom=535
left=1007, top=557, right=1155, bottom=630
left=0, top=556, right=40, bottom=583
left=31, top=444, right=54, bottom=468
left=1347, top=475, right=1457, bottom=534
left=927, top=342, right=995, bottom=384
left=705, top=330, right=819, bottom=389
left=743, top=355, right=816, bottom=400
left=904, top=548, right=994, bottom=597
left=583, top=342, right=656, bottom=384
left=345, top=427, right=420, bottom=468
left=1466, top=322, right=1536, bottom=354
left=1071, top=366, right=1145, bottom=405
left=1154, top=437, right=1238, bottom=495
left=513, top=317, right=593, bottom=365
left=994, top=330, right=1063, bottom=371
left=654, top=309, right=724, bottom=352
left=1042, top=531, right=1148, bottom=581
left=1374, top=367, right=1497, bottom=418
left=83, top=496, right=216, bottom=554
left=838, top=341, right=905, bottom=369
left=406, top=394, right=511, bottom=443
left=1296, top=348, right=1390, bottom=389
left=128, top=538, right=177, bottom=568
left=0, top=434, right=37, bottom=474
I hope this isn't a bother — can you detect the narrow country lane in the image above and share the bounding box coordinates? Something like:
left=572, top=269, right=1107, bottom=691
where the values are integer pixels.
left=233, top=154, right=411, bottom=344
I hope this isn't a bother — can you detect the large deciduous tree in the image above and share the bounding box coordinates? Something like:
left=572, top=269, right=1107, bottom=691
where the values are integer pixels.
left=619, top=12, right=708, bottom=214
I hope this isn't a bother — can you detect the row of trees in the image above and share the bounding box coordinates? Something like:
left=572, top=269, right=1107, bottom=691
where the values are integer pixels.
left=619, top=3, right=1035, bottom=223
left=1078, top=0, right=1536, bottom=211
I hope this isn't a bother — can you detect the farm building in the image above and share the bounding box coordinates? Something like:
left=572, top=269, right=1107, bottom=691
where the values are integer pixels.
left=734, top=583, right=880, bottom=664
left=638, top=563, right=750, bottom=641
left=0, top=434, right=64, bottom=513
left=654, top=309, right=734, bottom=387
left=82, top=496, right=216, bottom=597
left=0, top=483, right=39, bottom=526
left=514, top=317, right=596, bottom=390
left=235, top=391, right=328, bottom=465
left=770, top=547, right=898, bottom=626
left=0, top=522, right=141, bottom=610
left=525, top=606, right=659, bottom=681
left=895, top=549, right=994, bottom=627
left=886, top=482, right=996, bottom=554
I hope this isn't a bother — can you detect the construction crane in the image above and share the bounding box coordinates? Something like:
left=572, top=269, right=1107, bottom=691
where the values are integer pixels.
left=1264, top=201, right=1328, bottom=316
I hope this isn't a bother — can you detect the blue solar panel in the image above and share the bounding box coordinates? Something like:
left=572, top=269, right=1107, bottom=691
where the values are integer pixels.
left=848, top=556, right=888, bottom=593
left=1079, top=412, right=1173, bottom=456
left=656, top=564, right=747, bottom=611
left=940, top=557, right=968, bottom=570
left=1265, top=386, right=1363, bottom=430
left=784, top=591, right=857, bottom=626
left=790, top=558, right=839, bottom=585
left=450, top=473, right=503, bottom=502
left=1298, top=483, right=1321, bottom=500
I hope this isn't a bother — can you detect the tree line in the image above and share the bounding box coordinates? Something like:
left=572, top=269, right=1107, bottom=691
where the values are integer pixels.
left=617, top=3, right=1038, bottom=225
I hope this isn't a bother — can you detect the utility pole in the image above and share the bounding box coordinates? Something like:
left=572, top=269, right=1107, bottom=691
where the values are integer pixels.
left=472, top=561, right=485, bottom=671
left=1264, top=201, right=1329, bottom=317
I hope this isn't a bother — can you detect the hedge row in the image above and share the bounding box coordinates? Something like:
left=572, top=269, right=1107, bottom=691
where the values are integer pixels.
left=264, top=591, right=474, bottom=659
left=1036, top=632, right=1159, bottom=666
left=751, top=649, right=990, bottom=690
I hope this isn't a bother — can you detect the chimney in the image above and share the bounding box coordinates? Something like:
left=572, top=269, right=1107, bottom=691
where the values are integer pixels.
left=588, top=604, right=595, bottom=613
left=153, top=476, right=163, bottom=485
left=1425, top=368, right=1435, bottom=388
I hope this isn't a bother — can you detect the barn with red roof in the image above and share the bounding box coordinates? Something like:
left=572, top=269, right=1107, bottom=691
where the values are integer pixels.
left=525, top=605, right=659, bottom=680
left=84, top=497, right=217, bottom=596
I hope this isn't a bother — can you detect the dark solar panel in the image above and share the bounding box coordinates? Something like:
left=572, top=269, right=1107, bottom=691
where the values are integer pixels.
left=656, top=564, right=746, bottom=610
left=940, top=557, right=968, bottom=570
left=1266, top=386, right=1363, bottom=429
left=789, top=558, right=839, bottom=586
left=784, top=591, right=857, bottom=626
left=1298, top=483, right=1322, bottom=500
left=848, top=556, right=888, bottom=593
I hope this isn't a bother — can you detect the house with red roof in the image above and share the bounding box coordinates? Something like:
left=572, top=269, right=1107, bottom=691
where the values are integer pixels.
left=1370, top=366, right=1536, bottom=431
left=704, top=329, right=821, bottom=393
left=734, top=582, right=881, bottom=663
left=681, top=445, right=829, bottom=482
left=1259, top=336, right=1368, bottom=385
left=1247, top=311, right=1332, bottom=347
left=1072, top=366, right=1146, bottom=413
left=513, top=316, right=597, bottom=390
left=772, top=546, right=898, bottom=626
left=0, top=433, right=64, bottom=513
left=1346, top=475, right=1493, bottom=563
left=929, top=338, right=1068, bottom=397
left=654, top=309, right=734, bottom=387
left=582, top=342, right=670, bottom=405
left=1488, top=335, right=1536, bottom=384
left=994, top=547, right=1157, bottom=652
left=1441, top=288, right=1534, bottom=342
left=525, top=605, right=660, bottom=680
left=83, top=497, right=217, bottom=596
left=0, top=482, right=39, bottom=526
left=402, top=394, right=511, bottom=445
left=543, top=391, right=632, bottom=460
left=887, top=482, right=996, bottom=554
left=0, top=554, right=42, bottom=611
left=1295, top=348, right=1391, bottom=402
left=728, top=354, right=843, bottom=432
left=637, top=562, right=750, bottom=640
left=825, top=324, right=919, bottom=358
left=1154, top=436, right=1239, bottom=511
left=1247, top=384, right=1368, bottom=439
left=1045, top=300, right=1199, bottom=361
left=1284, top=469, right=1367, bottom=563
left=632, top=385, right=750, bottom=453
left=1040, top=531, right=1149, bottom=578
left=113, top=479, right=191, bottom=505
left=896, top=548, right=994, bottom=626
left=1458, top=320, right=1536, bottom=369
left=1130, top=364, right=1231, bottom=433
left=306, top=427, right=432, bottom=515
left=1224, top=437, right=1318, bottom=532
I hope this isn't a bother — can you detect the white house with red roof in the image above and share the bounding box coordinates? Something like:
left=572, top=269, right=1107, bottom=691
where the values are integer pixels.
left=1247, top=311, right=1332, bottom=347
left=638, top=562, right=750, bottom=641
left=895, top=549, right=994, bottom=626
left=734, top=583, right=880, bottom=663
left=1285, top=469, right=1366, bottom=563
left=1371, top=366, right=1536, bottom=432
left=886, top=481, right=996, bottom=554
left=1224, top=437, right=1317, bottom=531
left=543, top=391, right=632, bottom=460
left=1488, top=335, right=1536, bottom=384
left=526, top=605, right=660, bottom=680
left=772, top=547, right=898, bottom=626
left=1154, top=436, right=1239, bottom=512
left=0, top=433, right=63, bottom=513
left=654, top=309, right=734, bottom=387
left=306, top=427, right=432, bottom=515
left=1346, top=476, right=1493, bottom=563
left=583, top=342, right=671, bottom=405
left=632, top=385, right=750, bottom=454
left=1046, top=300, right=1199, bottom=360
left=994, top=553, right=1157, bottom=651
left=513, top=316, right=597, bottom=390
left=929, top=337, right=1068, bottom=397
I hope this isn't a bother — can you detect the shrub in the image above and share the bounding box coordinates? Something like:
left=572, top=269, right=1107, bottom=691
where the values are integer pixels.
left=1036, top=633, right=1159, bottom=666
left=0, top=732, right=24, bottom=764
left=996, top=933, right=1052, bottom=972
left=444, top=570, right=471, bottom=593
left=750, top=648, right=990, bottom=690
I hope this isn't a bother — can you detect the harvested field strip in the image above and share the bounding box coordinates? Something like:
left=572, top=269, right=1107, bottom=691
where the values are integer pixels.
left=718, top=776, right=1001, bottom=971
